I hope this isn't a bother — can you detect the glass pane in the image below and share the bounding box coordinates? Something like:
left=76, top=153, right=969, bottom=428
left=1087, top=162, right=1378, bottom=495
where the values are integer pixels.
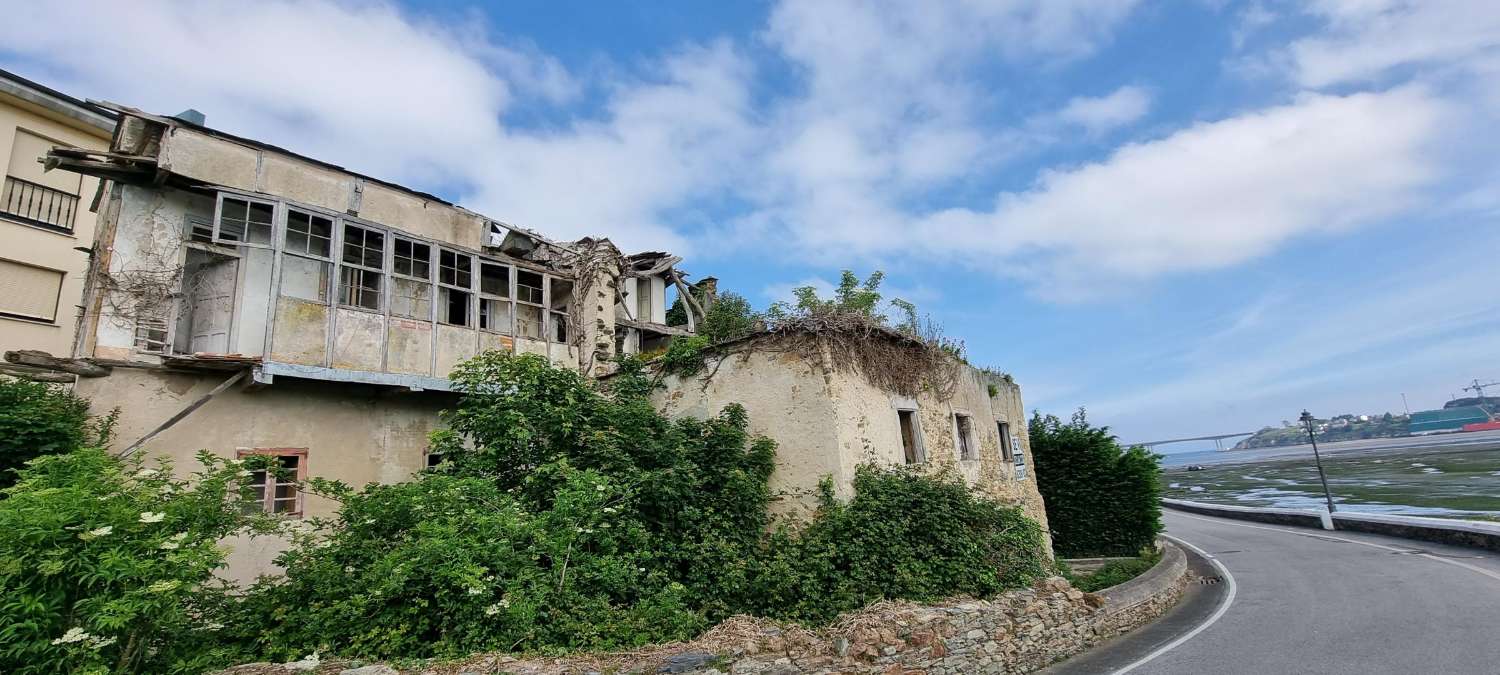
left=550, top=278, right=573, bottom=310
left=221, top=198, right=247, bottom=223
left=517, top=271, right=543, bottom=305
left=272, top=498, right=298, bottom=514
left=363, top=231, right=384, bottom=268
left=342, top=225, right=365, bottom=265
left=517, top=304, right=543, bottom=339
left=550, top=311, right=568, bottom=342
left=480, top=298, right=512, bottom=332
left=247, top=221, right=273, bottom=245
left=274, top=483, right=297, bottom=499
left=392, top=278, right=432, bottom=319
left=281, top=256, right=330, bottom=303
left=480, top=263, right=509, bottom=297
left=339, top=268, right=382, bottom=310
left=249, top=202, right=274, bottom=224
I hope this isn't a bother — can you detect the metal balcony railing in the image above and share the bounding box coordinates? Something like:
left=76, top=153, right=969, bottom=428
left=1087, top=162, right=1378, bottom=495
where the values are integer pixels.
left=1, top=175, right=78, bottom=232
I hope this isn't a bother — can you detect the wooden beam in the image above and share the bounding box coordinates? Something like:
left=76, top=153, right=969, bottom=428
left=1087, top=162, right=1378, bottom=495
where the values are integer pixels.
left=118, top=370, right=247, bottom=459
left=5, top=350, right=111, bottom=377
left=0, top=363, right=76, bottom=383
left=668, top=271, right=698, bottom=332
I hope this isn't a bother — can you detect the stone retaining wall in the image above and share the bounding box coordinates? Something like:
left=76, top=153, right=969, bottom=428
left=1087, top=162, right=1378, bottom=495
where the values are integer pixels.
left=220, top=543, right=1189, bottom=675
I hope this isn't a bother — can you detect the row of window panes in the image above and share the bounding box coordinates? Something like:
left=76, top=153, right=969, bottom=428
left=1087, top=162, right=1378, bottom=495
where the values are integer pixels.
left=215, top=194, right=572, bottom=341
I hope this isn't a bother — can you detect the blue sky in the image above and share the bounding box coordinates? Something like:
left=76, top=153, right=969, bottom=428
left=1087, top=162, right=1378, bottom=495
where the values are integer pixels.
left=4, top=1, right=1498, bottom=448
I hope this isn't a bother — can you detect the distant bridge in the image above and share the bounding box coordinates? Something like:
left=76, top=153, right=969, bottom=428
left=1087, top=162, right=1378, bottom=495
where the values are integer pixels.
left=1126, top=431, right=1258, bottom=451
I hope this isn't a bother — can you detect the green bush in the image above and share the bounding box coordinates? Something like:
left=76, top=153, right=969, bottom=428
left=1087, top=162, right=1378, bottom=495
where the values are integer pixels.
left=238, top=352, right=1048, bottom=661
left=750, top=467, right=1048, bottom=624
left=1061, top=549, right=1161, bottom=592
left=1029, top=409, right=1162, bottom=557
left=0, top=448, right=261, bottom=674
left=0, top=379, right=95, bottom=489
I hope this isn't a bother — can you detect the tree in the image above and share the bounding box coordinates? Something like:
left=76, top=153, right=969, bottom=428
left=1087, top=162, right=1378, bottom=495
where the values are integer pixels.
left=0, top=379, right=109, bottom=490
left=1028, top=409, right=1162, bottom=557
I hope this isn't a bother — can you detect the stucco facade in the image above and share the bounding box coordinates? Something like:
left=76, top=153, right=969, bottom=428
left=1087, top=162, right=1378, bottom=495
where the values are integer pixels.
left=0, top=71, right=114, bottom=357
left=652, top=333, right=1050, bottom=541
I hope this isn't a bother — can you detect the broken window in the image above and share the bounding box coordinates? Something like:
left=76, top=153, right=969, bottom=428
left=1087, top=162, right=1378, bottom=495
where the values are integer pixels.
left=548, top=277, right=572, bottom=343
left=338, top=224, right=384, bottom=311
left=284, top=209, right=333, bottom=257
left=898, top=409, right=922, bottom=464
left=438, top=249, right=473, bottom=327
left=133, top=312, right=170, bottom=354
left=216, top=195, right=274, bottom=245
left=955, top=413, right=977, bottom=461
left=390, top=237, right=432, bottom=320
left=515, top=269, right=545, bottom=339
left=478, top=261, right=512, bottom=333
left=237, top=448, right=306, bottom=516
left=998, top=421, right=1014, bottom=463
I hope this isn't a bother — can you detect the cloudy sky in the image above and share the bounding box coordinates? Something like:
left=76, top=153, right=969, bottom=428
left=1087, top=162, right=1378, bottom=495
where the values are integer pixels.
left=4, top=0, right=1498, bottom=448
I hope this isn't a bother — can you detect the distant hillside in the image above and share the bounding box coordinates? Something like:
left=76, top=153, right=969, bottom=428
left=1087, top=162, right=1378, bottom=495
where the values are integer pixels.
left=1234, top=412, right=1410, bottom=449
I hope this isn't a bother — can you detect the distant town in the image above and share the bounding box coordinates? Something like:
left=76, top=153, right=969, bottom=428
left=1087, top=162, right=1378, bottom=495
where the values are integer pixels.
left=1235, top=391, right=1500, bottom=449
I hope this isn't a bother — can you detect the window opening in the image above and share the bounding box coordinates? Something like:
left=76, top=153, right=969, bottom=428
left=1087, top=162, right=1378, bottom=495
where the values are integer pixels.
left=285, top=209, right=333, bottom=257
left=238, top=449, right=306, bottom=516
left=898, top=409, right=921, bottom=464
left=998, top=422, right=1014, bottom=462
left=438, top=249, right=473, bottom=326
left=516, top=270, right=544, bottom=339
left=217, top=196, right=274, bottom=245
left=390, top=237, right=432, bottom=320
left=478, top=261, right=512, bottom=333
left=956, top=413, right=976, bottom=460
left=338, top=223, right=384, bottom=311
left=548, top=277, right=572, bottom=343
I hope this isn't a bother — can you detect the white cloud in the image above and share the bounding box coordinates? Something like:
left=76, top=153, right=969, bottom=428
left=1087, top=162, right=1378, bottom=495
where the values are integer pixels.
left=1056, top=85, right=1152, bottom=134
left=1285, top=0, right=1500, bottom=87
left=0, top=0, right=751, bottom=252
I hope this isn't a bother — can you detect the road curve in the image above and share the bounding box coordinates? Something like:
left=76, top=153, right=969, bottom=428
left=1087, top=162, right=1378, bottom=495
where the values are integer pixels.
left=1057, top=510, right=1500, bottom=675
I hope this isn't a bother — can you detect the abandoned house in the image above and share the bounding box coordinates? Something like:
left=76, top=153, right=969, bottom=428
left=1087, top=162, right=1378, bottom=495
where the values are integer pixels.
left=650, top=327, right=1050, bottom=542
left=11, top=97, right=1048, bottom=579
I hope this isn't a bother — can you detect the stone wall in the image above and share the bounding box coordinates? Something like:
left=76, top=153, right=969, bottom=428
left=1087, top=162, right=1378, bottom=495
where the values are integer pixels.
left=220, top=543, right=1189, bottom=675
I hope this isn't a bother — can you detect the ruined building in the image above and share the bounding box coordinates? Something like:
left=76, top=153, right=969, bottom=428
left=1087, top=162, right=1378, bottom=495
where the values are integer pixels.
left=18, top=99, right=1047, bottom=577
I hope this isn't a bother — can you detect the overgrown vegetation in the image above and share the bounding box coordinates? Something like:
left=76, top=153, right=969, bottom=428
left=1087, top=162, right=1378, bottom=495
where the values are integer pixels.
left=0, top=378, right=115, bottom=490
left=1058, top=548, right=1162, bottom=593
left=0, top=449, right=268, bottom=674
left=0, top=353, right=1049, bottom=670
left=1029, top=409, right=1162, bottom=557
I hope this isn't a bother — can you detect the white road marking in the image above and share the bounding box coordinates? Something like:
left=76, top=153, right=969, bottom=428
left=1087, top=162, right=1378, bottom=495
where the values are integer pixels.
left=1169, top=511, right=1500, bottom=584
left=1109, top=534, right=1238, bottom=675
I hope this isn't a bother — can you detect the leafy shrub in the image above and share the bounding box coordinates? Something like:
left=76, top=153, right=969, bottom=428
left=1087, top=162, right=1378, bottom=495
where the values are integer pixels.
left=749, top=467, right=1048, bottom=624
left=240, top=352, right=1047, bottom=661
left=0, top=379, right=96, bottom=489
left=1061, top=549, right=1162, bottom=592
left=1029, top=409, right=1162, bottom=557
left=0, top=448, right=259, bottom=674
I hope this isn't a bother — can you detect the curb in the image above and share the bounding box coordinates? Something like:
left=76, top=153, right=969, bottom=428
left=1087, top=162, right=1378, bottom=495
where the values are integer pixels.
left=1096, top=538, right=1188, bottom=614
left=1162, top=498, right=1500, bottom=552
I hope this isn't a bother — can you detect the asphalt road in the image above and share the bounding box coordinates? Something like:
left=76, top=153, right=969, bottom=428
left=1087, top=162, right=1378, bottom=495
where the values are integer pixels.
left=1049, top=511, right=1500, bottom=674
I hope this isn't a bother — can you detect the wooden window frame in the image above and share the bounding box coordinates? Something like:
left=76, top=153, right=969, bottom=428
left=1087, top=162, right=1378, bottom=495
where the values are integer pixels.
left=897, top=408, right=924, bottom=465
left=337, top=222, right=386, bottom=313
left=236, top=447, right=308, bottom=517
left=515, top=269, right=546, bottom=340
left=390, top=236, right=435, bottom=321
left=213, top=193, right=277, bottom=248
left=477, top=260, right=514, bottom=334
left=437, top=248, right=475, bottom=327
left=954, top=412, right=977, bottom=461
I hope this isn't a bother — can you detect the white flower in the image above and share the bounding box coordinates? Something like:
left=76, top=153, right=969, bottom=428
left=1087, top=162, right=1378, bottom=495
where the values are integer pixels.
left=51, top=627, right=91, bottom=645
left=466, top=586, right=484, bottom=596
left=134, top=468, right=159, bottom=478
left=147, top=580, right=181, bottom=593
left=87, top=635, right=117, bottom=650
left=82, top=526, right=113, bottom=539
left=595, top=484, right=606, bottom=491
left=343, top=565, right=355, bottom=573
left=170, top=532, right=189, bottom=541
left=484, top=603, right=503, bottom=616
left=603, top=506, right=617, bottom=514
left=236, top=470, right=252, bottom=479
left=159, top=541, right=180, bottom=550
left=139, top=512, right=165, bottom=523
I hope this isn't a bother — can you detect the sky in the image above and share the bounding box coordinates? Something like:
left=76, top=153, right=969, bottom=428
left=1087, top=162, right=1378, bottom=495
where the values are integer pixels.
left=3, top=0, right=1498, bottom=449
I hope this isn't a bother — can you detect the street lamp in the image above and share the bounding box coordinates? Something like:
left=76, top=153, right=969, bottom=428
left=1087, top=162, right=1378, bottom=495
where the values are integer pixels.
left=1300, top=410, right=1337, bottom=513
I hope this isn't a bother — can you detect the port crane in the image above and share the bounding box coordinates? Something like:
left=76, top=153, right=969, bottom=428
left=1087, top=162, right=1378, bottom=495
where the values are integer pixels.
left=1464, top=379, right=1499, bottom=400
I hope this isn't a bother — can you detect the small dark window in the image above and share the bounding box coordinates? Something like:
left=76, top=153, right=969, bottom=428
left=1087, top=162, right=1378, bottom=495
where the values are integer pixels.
left=341, top=224, right=385, bottom=268
left=394, top=238, right=431, bottom=278
left=285, top=209, right=333, bottom=257
left=441, top=288, right=471, bottom=326
left=998, top=421, right=1014, bottom=462
left=517, top=270, right=544, bottom=305
left=898, top=410, right=920, bottom=464
left=439, top=250, right=472, bottom=288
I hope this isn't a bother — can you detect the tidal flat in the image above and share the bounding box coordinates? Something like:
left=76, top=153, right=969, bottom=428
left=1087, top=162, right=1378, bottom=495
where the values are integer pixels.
left=1160, top=445, right=1500, bottom=521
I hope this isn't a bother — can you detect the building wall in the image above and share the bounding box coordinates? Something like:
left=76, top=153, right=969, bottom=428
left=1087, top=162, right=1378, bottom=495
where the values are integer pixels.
left=653, top=347, right=844, bottom=518
left=0, top=90, right=110, bottom=355
left=75, top=367, right=454, bottom=581
left=653, top=335, right=1050, bottom=539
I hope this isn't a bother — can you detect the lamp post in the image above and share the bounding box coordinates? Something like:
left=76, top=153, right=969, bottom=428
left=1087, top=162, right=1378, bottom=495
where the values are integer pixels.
left=1300, top=410, right=1337, bottom=513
